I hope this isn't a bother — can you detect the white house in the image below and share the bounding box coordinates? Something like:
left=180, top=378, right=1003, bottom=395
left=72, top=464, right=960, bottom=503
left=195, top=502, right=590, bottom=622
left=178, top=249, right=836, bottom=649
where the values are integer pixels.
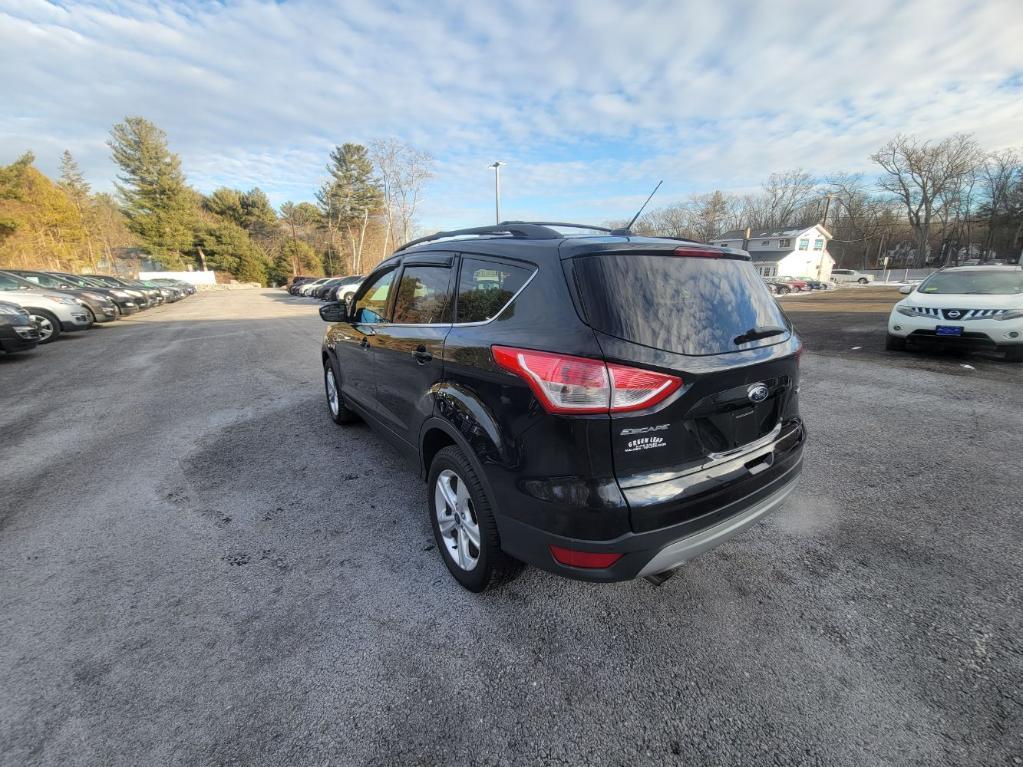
left=710, top=224, right=835, bottom=280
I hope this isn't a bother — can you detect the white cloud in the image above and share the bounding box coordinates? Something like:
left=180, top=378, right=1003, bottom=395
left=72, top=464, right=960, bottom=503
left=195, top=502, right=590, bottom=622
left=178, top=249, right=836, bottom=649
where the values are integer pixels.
left=1, top=0, right=1021, bottom=229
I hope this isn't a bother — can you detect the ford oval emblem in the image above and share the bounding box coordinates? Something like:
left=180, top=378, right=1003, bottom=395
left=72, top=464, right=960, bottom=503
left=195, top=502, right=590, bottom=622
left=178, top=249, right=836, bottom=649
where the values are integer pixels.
left=748, top=383, right=769, bottom=403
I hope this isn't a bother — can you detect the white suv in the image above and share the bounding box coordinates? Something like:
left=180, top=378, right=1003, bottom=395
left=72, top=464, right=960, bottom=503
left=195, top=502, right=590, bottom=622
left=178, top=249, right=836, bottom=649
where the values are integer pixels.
left=886, top=266, right=1023, bottom=361
left=0, top=286, right=92, bottom=343
left=831, top=268, right=873, bottom=284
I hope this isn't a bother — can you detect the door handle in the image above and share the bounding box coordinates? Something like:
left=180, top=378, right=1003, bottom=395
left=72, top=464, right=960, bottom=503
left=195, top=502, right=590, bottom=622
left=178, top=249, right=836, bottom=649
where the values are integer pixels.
left=412, top=345, right=433, bottom=364
left=360, top=338, right=370, bottom=350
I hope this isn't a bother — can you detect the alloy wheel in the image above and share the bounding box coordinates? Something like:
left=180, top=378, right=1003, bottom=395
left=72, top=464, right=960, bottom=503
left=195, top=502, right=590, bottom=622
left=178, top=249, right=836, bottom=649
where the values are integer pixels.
left=31, top=314, right=54, bottom=341
left=325, top=367, right=339, bottom=417
left=434, top=469, right=481, bottom=571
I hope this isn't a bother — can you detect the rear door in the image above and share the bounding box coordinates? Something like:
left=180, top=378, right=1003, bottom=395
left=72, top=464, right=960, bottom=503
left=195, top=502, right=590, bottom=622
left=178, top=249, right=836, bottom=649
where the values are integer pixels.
left=566, top=249, right=802, bottom=531
left=371, top=254, right=456, bottom=447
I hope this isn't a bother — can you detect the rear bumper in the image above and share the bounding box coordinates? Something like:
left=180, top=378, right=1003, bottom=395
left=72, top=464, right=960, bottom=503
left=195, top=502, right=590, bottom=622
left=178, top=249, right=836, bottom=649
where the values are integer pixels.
left=497, top=451, right=802, bottom=582
left=637, top=475, right=797, bottom=575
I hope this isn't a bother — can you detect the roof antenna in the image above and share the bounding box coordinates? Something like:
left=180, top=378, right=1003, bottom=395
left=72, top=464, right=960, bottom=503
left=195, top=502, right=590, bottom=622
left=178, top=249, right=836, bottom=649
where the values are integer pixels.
left=612, top=180, right=663, bottom=236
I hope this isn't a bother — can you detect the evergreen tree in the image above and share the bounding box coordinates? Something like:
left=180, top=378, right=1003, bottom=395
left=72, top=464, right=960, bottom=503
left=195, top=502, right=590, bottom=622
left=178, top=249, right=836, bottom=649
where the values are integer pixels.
left=108, top=117, right=196, bottom=268
left=317, top=143, right=382, bottom=273
left=58, top=150, right=100, bottom=269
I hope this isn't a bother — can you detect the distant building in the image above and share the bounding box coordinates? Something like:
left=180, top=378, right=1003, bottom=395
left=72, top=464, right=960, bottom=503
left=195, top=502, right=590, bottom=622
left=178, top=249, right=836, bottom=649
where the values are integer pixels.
left=710, top=224, right=835, bottom=280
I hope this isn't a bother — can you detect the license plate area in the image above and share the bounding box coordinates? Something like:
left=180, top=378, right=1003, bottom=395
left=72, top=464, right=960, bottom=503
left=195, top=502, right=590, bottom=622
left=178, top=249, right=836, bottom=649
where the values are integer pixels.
left=936, top=325, right=963, bottom=336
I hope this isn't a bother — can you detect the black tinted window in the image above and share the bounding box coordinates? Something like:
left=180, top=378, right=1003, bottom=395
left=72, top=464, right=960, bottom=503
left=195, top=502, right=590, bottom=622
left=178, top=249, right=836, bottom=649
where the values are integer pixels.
left=352, top=269, right=395, bottom=324
left=455, top=258, right=533, bottom=323
left=572, top=254, right=790, bottom=356
left=392, top=266, right=454, bottom=324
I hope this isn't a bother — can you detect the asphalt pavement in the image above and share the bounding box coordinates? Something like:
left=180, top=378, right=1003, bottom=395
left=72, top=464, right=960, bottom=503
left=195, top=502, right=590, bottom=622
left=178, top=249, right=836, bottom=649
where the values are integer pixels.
left=1, top=289, right=1020, bottom=766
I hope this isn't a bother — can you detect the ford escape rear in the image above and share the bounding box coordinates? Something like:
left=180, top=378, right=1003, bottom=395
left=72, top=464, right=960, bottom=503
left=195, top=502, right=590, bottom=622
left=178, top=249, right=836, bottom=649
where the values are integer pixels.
left=319, top=223, right=805, bottom=591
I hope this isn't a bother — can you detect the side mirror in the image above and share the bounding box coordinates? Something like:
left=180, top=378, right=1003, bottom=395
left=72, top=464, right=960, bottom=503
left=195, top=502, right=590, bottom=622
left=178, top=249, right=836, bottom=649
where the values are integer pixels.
left=319, top=301, right=348, bottom=323
left=899, top=285, right=913, bottom=294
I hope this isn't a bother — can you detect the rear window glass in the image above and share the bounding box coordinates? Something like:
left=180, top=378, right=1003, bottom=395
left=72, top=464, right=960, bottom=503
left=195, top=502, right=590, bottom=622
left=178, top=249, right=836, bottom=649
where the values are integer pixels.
left=455, top=258, right=534, bottom=323
left=572, top=254, right=790, bottom=356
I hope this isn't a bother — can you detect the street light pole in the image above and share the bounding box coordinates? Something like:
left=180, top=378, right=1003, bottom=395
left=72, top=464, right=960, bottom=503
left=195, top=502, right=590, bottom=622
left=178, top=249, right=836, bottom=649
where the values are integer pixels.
left=489, top=162, right=505, bottom=224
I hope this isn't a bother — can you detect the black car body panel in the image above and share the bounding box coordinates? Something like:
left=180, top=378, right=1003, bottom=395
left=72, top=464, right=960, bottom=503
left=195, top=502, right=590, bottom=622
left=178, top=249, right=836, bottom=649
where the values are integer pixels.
left=320, top=229, right=804, bottom=582
left=0, top=302, right=40, bottom=352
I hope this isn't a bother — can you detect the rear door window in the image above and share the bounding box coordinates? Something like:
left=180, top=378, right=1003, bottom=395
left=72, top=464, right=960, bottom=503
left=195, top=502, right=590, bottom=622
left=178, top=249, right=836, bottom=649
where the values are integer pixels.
left=571, top=253, right=790, bottom=356
left=392, top=265, right=454, bottom=324
left=455, top=258, right=534, bottom=323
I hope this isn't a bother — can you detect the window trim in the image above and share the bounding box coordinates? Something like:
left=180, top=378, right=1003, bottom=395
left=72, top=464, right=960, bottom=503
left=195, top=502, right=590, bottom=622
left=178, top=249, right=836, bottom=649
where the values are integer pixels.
left=779, top=238, right=791, bottom=248
left=346, top=253, right=538, bottom=329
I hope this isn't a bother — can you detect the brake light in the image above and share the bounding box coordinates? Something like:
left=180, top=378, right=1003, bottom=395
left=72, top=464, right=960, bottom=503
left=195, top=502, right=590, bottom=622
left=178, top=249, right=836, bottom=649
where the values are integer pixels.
left=673, top=246, right=723, bottom=258
left=491, top=346, right=682, bottom=414
left=549, top=545, right=623, bottom=569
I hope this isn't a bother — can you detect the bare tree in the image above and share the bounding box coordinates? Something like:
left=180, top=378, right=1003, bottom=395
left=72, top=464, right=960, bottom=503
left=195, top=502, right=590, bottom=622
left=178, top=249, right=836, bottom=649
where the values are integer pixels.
left=370, top=139, right=434, bottom=255
left=761, top=169, right=818, bottom=227
left=871, top=134, right=982, bottom=265
left=979, top=149, right=1022, bottom=258
left=826, top=173, right=892, bottom=268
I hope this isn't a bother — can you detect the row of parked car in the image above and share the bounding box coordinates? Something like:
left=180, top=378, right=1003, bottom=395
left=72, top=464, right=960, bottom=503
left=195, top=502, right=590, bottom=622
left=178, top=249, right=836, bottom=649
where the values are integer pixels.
left=762, top=276, right=834, bottom=294
left=288, top=274, right=364, bottom=302
left=0, top=269, right=195, bottom=354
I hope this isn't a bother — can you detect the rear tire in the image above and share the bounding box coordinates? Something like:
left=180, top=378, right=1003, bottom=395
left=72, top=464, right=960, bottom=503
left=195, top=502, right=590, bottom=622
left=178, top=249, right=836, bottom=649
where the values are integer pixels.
left=886, top=333, right=907, bottom=351
left=28, top=309, right=61, bottom=344
left=428, top=445, right=523, bottom=592
left=324, top=361, right=359, bottom=424
left=858, top=277, right=869, bottom=284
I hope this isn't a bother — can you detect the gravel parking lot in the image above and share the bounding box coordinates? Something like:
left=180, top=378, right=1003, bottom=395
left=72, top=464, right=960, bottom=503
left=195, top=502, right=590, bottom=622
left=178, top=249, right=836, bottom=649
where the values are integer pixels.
left=1, top=289, right=1020, bottom=766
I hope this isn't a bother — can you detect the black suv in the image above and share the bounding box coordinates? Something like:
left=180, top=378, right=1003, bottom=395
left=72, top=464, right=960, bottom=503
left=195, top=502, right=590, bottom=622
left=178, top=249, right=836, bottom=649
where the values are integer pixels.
left=319, top=223, right=805, bottom=591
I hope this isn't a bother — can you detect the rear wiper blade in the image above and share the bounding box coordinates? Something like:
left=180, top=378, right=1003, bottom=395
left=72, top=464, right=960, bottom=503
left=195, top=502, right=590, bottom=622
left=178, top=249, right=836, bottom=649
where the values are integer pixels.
left=733, top=326, right=786, bottom=345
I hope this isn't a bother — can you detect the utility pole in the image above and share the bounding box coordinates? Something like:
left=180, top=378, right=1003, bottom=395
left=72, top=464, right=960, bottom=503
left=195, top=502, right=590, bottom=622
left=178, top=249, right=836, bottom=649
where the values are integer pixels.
left=821, top=192, right=835, bottom=230
left=489, top=162, right=505, bottom=224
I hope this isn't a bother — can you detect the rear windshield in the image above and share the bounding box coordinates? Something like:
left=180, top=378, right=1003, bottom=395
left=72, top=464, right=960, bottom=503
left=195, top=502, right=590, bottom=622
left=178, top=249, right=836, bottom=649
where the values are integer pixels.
left=571, top=254, right=790, bottom=356
left=918, top=270, right=1023, bottom=295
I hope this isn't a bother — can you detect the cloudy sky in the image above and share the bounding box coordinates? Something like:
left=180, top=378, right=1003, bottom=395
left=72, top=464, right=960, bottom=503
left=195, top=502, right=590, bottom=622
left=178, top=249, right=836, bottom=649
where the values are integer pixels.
left=2, top=0, right=1021, bottom=229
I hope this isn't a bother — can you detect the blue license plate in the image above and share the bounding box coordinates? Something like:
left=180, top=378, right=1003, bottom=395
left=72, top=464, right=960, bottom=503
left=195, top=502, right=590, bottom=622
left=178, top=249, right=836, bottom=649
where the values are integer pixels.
left=935, top=325, right=963, bottom=336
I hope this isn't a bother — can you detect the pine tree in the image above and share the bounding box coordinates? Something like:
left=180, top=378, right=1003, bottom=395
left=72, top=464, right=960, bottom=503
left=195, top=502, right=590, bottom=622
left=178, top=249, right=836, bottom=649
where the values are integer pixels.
left=108, top=117, right=196, bottom=268
left=58, top=150, right=100, bottom=269
left=317, top=143, right=382, bottom=273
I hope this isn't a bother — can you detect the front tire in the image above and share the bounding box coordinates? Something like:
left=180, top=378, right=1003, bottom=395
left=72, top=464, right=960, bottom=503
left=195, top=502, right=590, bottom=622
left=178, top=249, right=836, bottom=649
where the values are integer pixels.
left=324, top=361, right=359, bottom=424
left=28, top=309, right=61, bottom=344
left=858, top=277, right=869, bottom=284
left=428, top=445, right=523, bottom=592
left=886, top=333, right=907, bottom=351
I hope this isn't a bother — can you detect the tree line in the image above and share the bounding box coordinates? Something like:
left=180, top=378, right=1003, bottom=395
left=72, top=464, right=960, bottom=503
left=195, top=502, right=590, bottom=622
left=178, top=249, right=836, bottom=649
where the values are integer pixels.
left=1, top=121, right=1020, bottom=282
left=0, top=116, right=434, bottom=283
left=614, top=134, right=1022, bottom=268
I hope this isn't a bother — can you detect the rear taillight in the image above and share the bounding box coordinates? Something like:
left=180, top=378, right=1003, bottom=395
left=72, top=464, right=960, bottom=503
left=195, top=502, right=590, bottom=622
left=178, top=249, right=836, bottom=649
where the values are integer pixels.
left=491, top=346, right=682, bottom=415
left=549, top=545, right=623, bottom=569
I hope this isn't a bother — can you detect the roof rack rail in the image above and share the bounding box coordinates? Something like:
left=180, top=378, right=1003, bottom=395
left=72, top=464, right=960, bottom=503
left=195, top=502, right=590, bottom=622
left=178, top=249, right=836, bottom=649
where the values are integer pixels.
left=395, top=223, right=562, bottom=252
left=500, top=221, right=614, bottom=233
